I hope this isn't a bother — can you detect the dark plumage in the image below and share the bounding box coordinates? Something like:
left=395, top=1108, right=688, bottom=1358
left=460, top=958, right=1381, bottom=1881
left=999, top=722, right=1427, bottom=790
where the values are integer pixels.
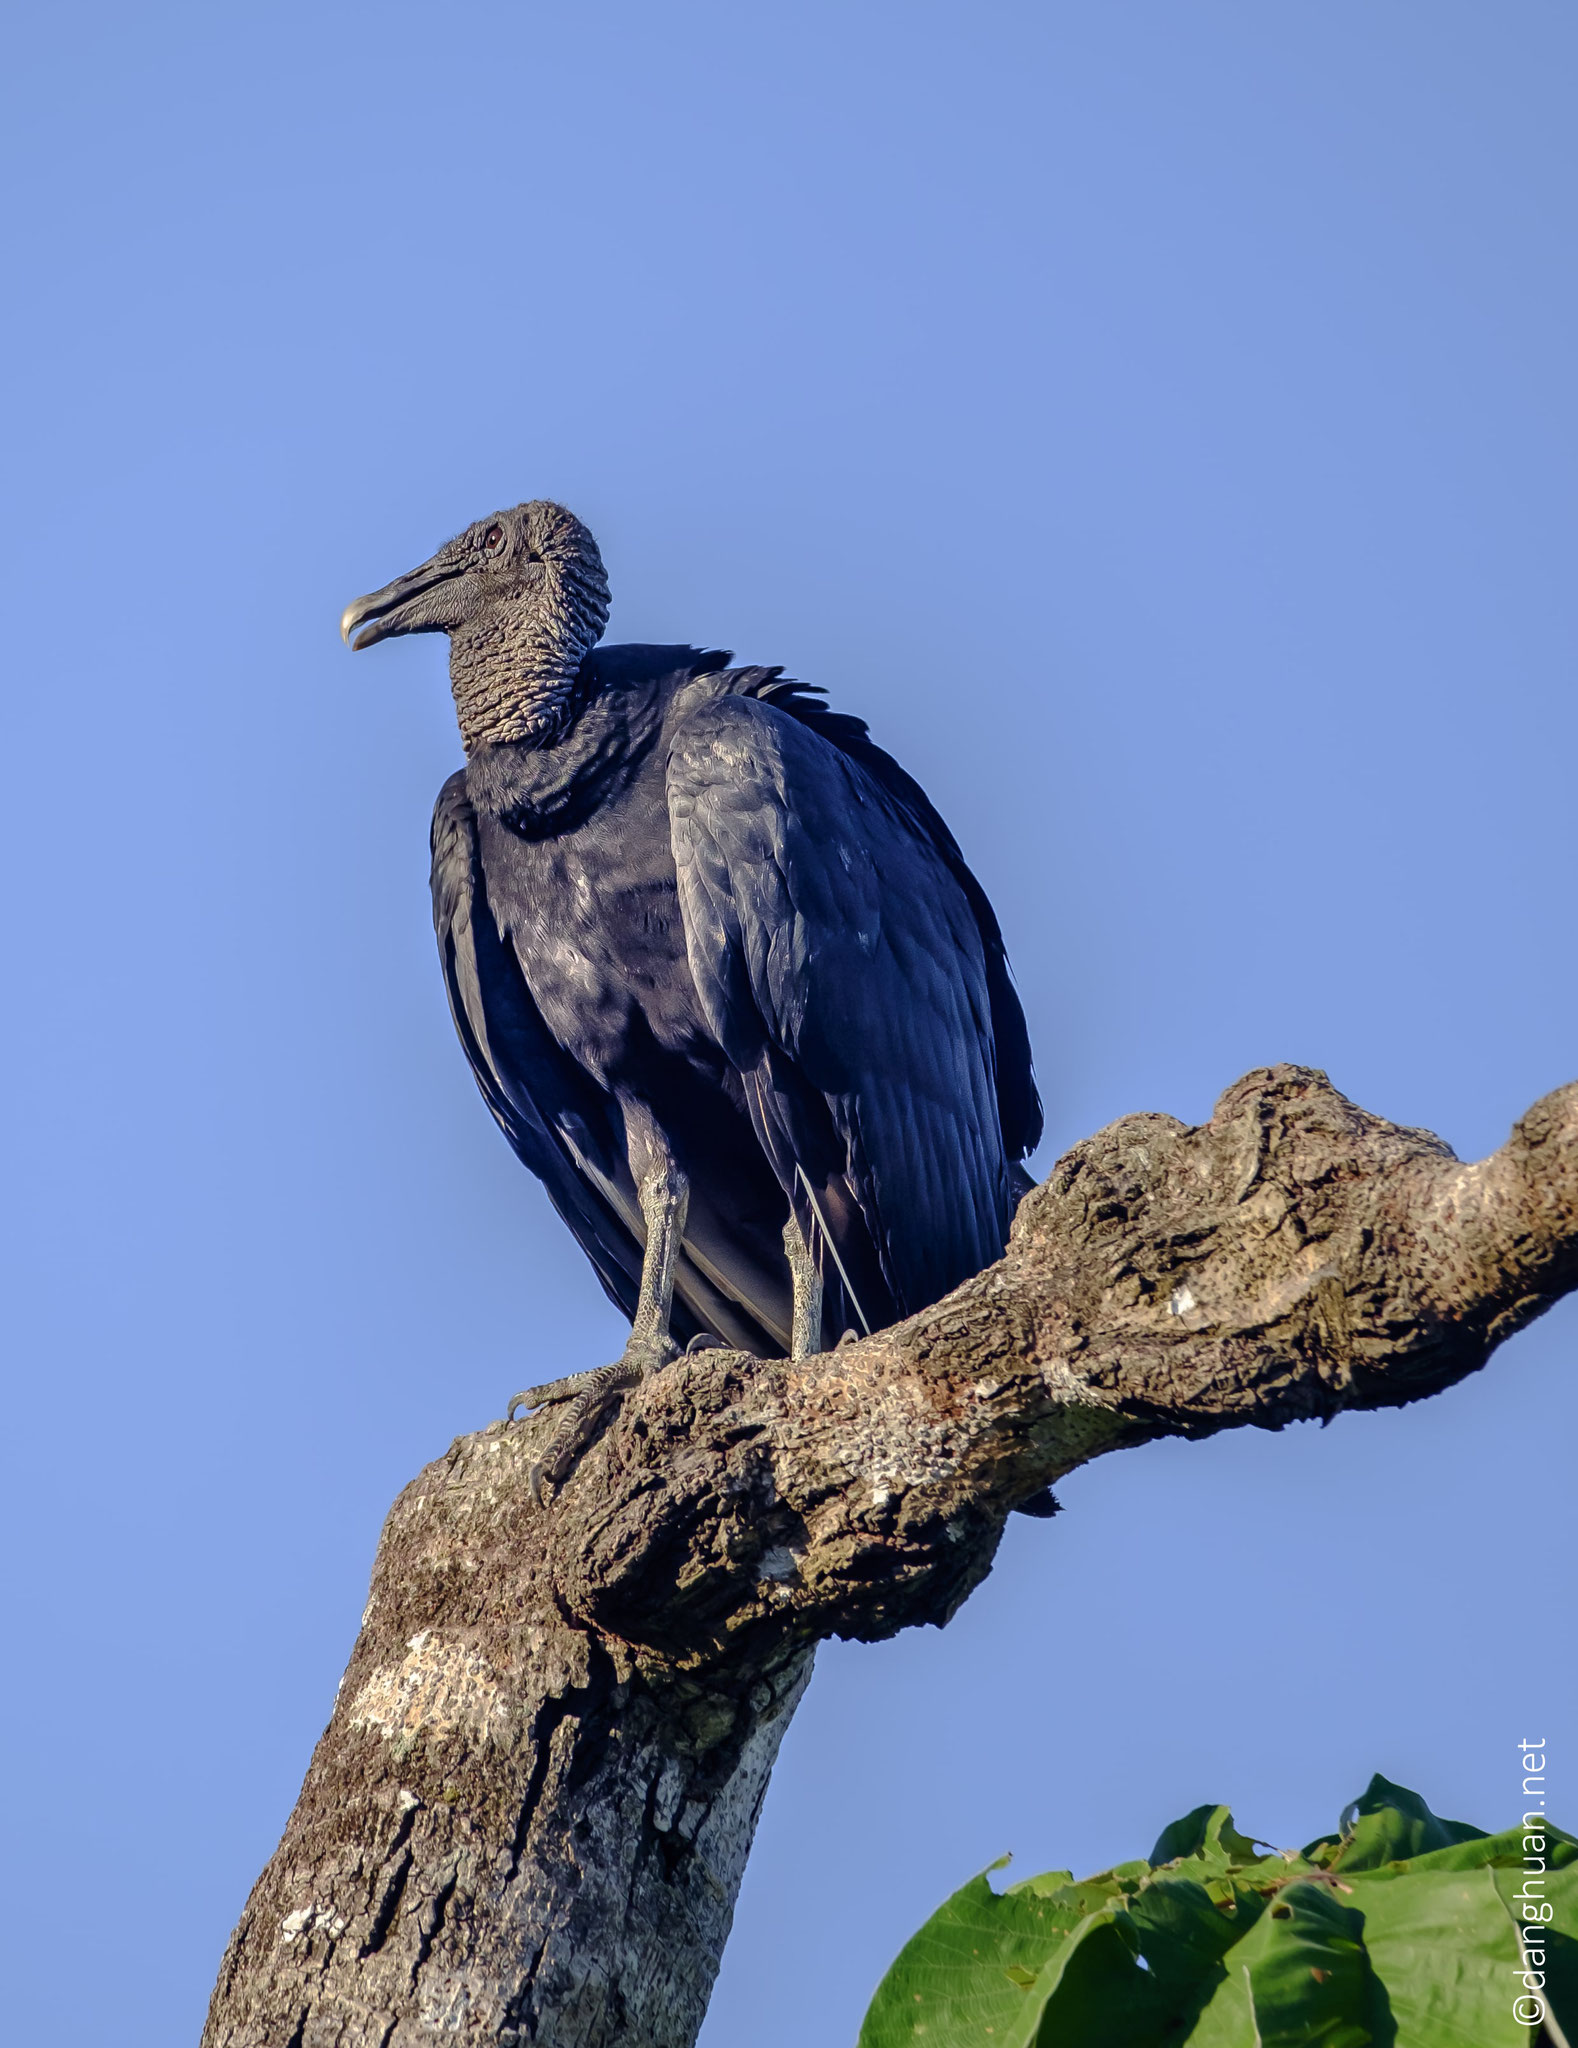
left=343, top=502, right=1041, bottom=1494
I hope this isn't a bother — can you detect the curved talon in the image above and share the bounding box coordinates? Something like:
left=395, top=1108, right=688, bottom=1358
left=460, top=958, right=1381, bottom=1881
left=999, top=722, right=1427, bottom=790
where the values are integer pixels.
left=511, top=1351, right=658, bottom=1507
left=506, top=1372, right=585, bottom=1420
left=685, top=1331, right=726, bottom=1354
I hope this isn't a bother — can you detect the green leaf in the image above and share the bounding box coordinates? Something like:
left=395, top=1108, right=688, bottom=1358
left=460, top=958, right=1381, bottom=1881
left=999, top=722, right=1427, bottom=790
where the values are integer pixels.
left=1027, top=1909, right=1174, bottom=2045
left=1347, top=1863, right=1527, bottom=2046
left=1152, top=1804, right=1265, bottom=1869
left=1122, top=1873, right=1268, bottom=2035
left=1305, top=1775, right=1486, bottom=1873
left=1494, top=1862, right=1578, bottom=2039
left=859, top=1779, right=1578, bottom=2048
left=1015, top=1863, right=1151, bottom=1921
left=1351, top=1820, right=1578, bottom=1878
left=1186, top=1881, right=1379, bottom=2048
left=856, top=1871, right=1087, bottom=2048
left=856, top=1879, right=1183, bottom=2048
left=1126, top=1874, right=1254, bottom=1995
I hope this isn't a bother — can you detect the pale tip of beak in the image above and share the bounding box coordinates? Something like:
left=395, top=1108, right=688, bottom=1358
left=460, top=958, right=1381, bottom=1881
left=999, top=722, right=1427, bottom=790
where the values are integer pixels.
left=340, top=604, right=360, bottom=646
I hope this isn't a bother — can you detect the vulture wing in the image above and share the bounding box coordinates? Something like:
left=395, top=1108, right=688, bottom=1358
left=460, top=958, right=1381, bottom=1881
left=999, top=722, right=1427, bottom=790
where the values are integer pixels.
left=667, top=692, right=1012, bottom=1328
left=430, top=773, right=656, bottom=1331
left=744, top=675, right=1042, bottom=1169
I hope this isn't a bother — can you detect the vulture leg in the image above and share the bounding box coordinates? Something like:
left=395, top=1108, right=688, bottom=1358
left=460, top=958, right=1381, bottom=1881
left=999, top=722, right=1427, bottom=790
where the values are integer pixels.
left=628, top=1156, right=691, bottom=1363
left=783, top=1213, right=823, bottom=1361
left=509, top=1157, right=690, bottom=1506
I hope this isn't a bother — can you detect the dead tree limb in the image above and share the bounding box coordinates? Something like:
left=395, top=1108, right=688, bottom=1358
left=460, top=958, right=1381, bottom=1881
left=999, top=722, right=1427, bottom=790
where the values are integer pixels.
left=202, top=1064, right=1578, bottom=2048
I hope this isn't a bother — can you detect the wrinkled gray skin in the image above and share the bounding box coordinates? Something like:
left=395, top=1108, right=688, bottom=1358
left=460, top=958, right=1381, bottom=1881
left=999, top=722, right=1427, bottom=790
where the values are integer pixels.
left=343, top=500, right=612, bottom=753
left=343, top=500, right=1041, bottom=1502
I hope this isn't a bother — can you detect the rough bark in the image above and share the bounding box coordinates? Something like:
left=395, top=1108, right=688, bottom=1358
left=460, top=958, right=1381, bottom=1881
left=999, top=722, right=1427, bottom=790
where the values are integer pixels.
left=203, top=1064, right=1578, bottom=2048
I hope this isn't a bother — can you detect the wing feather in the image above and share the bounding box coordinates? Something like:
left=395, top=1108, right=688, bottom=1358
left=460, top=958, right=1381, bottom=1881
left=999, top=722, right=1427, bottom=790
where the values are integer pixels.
left=668, top=697, right=1011, bottom=1319
left=430, top=772, right=652, bottom=1326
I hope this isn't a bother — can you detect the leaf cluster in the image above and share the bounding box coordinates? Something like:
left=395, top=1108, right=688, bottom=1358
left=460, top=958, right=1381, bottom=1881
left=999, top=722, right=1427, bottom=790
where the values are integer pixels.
left=857, top=1776, right=1576, bottom=2047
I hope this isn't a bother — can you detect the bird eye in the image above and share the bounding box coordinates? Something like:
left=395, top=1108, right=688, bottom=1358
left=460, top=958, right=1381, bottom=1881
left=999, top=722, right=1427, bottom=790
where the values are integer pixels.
left=483, top=523, right=505, bottom=554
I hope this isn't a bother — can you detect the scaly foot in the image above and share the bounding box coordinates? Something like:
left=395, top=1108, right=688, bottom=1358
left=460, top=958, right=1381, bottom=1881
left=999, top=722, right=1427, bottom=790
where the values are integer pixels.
left=507, top=1330, right=680, bottom=1506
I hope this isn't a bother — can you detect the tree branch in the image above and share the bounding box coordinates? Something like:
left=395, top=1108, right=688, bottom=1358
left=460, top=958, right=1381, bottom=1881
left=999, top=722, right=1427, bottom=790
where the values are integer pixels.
left=203, top=1065, right=1578, bottom=2048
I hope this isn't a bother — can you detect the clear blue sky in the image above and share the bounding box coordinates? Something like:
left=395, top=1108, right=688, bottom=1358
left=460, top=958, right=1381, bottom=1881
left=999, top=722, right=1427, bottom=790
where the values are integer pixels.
left=2, top=5, right=1574, bottom=2042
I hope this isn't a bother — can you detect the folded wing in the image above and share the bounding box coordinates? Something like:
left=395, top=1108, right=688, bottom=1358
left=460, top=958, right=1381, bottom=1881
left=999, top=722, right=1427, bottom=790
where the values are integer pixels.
left=431, top=774, right=654, bottom=1327
left=667, top=693, right=1012, bottom=1329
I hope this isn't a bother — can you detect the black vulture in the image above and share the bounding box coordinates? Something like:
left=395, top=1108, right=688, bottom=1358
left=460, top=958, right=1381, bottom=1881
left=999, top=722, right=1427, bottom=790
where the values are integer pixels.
left=342, top=501, right=1041, bottom=1500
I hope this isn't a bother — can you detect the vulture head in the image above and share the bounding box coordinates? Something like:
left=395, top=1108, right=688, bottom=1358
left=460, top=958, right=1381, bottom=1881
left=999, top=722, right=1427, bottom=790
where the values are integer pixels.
left=341, top=501, right=611, bottom=751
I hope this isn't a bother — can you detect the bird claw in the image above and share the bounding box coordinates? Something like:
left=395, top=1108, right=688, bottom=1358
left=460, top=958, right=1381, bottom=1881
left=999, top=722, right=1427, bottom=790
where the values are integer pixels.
left=506, top=1373, right=587, bottom=1420
left=508, top=1336, right=678, bottom=1504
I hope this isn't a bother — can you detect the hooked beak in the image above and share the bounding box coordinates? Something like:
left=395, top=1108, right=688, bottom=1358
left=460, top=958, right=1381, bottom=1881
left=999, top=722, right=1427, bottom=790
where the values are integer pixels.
left=340, top=555, right=465, bottom=650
